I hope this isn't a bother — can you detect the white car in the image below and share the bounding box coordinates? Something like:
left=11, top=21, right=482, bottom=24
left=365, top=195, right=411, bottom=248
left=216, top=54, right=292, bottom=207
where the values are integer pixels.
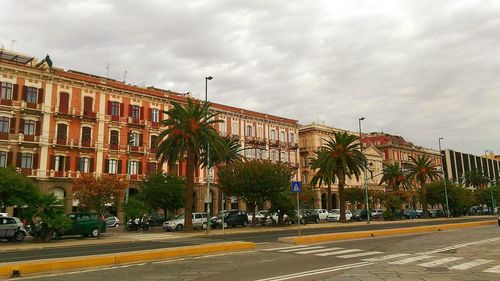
left=371, top=209, right=385, bottom=219
left=314, top=209, right=329, bottom=221
left=326, top=209, right=352, bottom=222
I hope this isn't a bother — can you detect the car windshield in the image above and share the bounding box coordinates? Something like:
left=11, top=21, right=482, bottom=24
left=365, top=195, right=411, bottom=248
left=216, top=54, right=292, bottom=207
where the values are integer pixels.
left=174, top=214, right=184, bottom=220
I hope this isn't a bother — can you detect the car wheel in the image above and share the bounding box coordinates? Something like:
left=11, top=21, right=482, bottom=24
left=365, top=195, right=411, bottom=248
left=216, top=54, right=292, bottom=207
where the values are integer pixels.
left=115, top=223, right=119, bottom=227
left=14, top=231, right=26, bottom=242
left=91, top=229, right=99, bottom=237
left=243, top=221, right=248, bottom=227
left=201, top=223, right=207, bottom=230
left=176, top=224, right=183, bottom=231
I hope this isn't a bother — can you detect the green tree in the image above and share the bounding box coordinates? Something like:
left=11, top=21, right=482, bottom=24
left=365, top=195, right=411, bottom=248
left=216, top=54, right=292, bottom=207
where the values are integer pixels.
left=141, top=173, right=184, bottom=219
left=379, top=163, right=407, bottom=191
left=464, top=170, right=489, bottom=189
left=156, top=98, right=226, bottom=231
left=0, top=167, right=38, bottom=211
left=427, top=180, right=474, bottom=217
left=344, top=187, right=366, bottom=209
left=123, top=196, right=149, bottom=220
left=310, top=151, right=335, bottom=210
left=382, top=193, right=403, bottom=220
left=474, top=185, right=500, bottom=211
left=310, top=131, right=367, bottom=222
left=404, top=155, right=441, bottom=218
left=28, top=192, right=70, bottom=242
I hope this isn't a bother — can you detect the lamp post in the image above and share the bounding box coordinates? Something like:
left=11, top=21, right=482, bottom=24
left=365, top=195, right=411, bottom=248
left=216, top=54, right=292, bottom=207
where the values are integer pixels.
left=485, top=149, right=495, bottom=214
left=358, top=117, right=370, bottom=224
left=205, top=76, right=213, bottom=232
left=438, top=138, right=450, bottom=218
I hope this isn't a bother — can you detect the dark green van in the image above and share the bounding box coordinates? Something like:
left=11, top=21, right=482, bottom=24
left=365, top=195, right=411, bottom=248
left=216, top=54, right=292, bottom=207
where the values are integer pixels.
left=55, top=212, right=106, bottom=238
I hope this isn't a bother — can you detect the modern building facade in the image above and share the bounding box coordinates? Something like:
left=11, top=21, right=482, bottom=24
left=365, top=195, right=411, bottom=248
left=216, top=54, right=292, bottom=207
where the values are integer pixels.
left=299, top=123, right=385, bottom=210
left=0, top=49, right=300, bottom=218
left=442, top=149, right=500, bottom=184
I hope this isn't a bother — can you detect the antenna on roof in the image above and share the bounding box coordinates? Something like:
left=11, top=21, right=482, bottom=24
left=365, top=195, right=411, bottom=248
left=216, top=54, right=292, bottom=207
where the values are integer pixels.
left=106, top=63, right=110, bottom=78
left=123, top=70, right=127, bottom=83
left=10, top=40, right=17, bottom=50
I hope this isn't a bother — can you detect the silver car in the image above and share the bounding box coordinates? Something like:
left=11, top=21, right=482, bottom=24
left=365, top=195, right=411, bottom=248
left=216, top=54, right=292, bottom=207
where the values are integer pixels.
left=0, top=217, right=27, bottom=242
left=163, top=213, right=208, bottom=231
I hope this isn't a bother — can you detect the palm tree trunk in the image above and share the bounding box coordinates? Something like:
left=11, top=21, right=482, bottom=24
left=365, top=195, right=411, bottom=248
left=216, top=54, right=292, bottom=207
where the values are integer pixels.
left=421, top=180, right=429, bottom=218
left=327, top=183, right=332, bottom=211
left=338, top=172, right=347, bottom=223
left=184, top=151, right=196, bottom=231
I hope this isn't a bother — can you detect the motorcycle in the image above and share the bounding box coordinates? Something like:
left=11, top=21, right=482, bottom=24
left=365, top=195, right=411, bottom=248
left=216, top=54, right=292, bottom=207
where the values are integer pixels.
left=127, top=218, right=150, bottom=231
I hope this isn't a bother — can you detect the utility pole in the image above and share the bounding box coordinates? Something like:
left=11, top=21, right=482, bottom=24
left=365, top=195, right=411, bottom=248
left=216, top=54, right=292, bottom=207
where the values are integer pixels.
left=205, top=76, right=213, bottom=232
left=358, top=117, right=370, bottom=224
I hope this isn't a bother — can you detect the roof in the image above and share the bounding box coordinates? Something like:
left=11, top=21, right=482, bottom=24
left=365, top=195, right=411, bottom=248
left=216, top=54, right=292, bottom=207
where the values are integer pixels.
left=0, top=49, right=34, bottom=65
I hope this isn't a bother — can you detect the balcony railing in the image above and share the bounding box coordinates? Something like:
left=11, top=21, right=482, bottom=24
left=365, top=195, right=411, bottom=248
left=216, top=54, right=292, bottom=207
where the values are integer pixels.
left=21, top=101, right=42, bottom=111
left=0, top=99, right=12, bottom=106
left=56, top=137, right=67, bottom=145
left=128, top=145, right=145, bottom=153
left=20, top=134, right=39, bottom=142
left=128, top=117, right=145, bottom=126
left=111, top=115, right=121, bottom=122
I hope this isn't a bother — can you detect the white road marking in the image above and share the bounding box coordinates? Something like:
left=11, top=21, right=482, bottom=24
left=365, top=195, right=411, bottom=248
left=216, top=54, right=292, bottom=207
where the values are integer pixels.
left=338, top=251, right=382, bottom=259
left=152, top=258, right=186, bottom=264
left=254, top=261, right=373, bottom=281
left=263, top=245, right=312, bottom=251
left=389, top=255, right=434, bottom=265
left=449, top=259, right=493, bottom=270
left=418, top=257, right=463, bottom=267
left=279, top=246, right=325, bottom=253
left=296, top=247, right=343, bottom=255
left=316, top=249, right=362, bottom=257
left=363, top=253, right=410, bottom=262
left=419, top=237, right=500, bottom=255
left=483, top=265, right=500, bottom=274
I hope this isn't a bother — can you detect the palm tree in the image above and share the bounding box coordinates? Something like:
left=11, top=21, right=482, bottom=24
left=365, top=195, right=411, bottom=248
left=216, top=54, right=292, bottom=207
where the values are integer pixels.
left=379, top=163, right=407, bottom=191
left=463, top=169, right=489, bottom=189
left=310, top=150, right=335, bottom=210
left=205, top=135, right=245, bottom=167
left=156, top=98, right=226, bottom=231
left=310, top=131, right=367, bottom=222
left=404, top=155, right=441, bottom=218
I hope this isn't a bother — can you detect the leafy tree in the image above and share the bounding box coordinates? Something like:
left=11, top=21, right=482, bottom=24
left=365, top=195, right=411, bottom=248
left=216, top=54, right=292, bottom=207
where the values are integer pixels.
left=464, top=170, right=489, bottom=189
left=156, top=98, right=226, bottom=231
left=474, top=185, right=500, bottom=212
left=344, top=187, right=366, bottom=209
left=269, top=189, right=296, bottom=225
left=72, top=174, right=127, bottom=238
left=141, top=173, right=184, bottom=219
left=310, top=151, right=335, bottom=211
left=123, top=196, right=149, bottom=220
left=404, top=155, right=441, bottom=218
left=382, top=192, right=403, bottom=220
left=0, top=167, right=38, bottom=211
left=310, top=131, right=367, bottom=222
left=28, top=192, right=70, bottom=242
left=379, top=163, right=407, bottom=191
left=298, top=184, right=315, bottom=209
left=427, top=180, right=475, bottom=217
left=205, top=135, right=245, bottom=167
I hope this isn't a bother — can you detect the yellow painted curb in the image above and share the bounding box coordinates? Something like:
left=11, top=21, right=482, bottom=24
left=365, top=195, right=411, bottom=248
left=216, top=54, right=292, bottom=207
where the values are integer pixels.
left=0, top=241, right=254, bottom=279
left=278, top=220, right=497, bottom=244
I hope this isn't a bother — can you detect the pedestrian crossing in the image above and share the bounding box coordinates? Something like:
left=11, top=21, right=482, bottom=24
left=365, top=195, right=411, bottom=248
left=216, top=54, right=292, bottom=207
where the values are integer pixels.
left=262, top=244, right=500, bottom=274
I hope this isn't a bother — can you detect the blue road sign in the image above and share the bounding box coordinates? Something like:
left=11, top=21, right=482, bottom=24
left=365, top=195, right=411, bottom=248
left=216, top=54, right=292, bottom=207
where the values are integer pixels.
left=291, top=181, right=302, bottom=193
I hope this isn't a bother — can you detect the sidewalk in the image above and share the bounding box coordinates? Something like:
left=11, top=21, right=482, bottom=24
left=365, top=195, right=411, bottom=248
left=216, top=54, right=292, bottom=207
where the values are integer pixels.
left=1, top=215, right=494, bottom=252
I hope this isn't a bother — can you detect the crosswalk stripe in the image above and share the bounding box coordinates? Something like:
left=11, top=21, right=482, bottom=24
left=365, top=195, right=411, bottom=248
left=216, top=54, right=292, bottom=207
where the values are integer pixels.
left=316, top=249, right=362, bottom=257
left=296, top=248, right=343, bottom=255
left=449, top=259, right=493, bottom=270
left=263, top=245, right=311, bottom=252
left=338, top=251, right=383, bottom=259
left=389, top=255, right=434, bottom=265
left=363, top=253, right=410, bottom=262
left=280, top=246, right=325, bottom=253
left=418, top=257, right=463, bottom=268
left=483, top=265, right=500, bottom=273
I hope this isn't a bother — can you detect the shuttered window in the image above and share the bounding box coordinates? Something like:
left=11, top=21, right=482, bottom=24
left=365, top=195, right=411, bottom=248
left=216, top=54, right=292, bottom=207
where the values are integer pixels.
left=0, top=117, right=9, bottom=133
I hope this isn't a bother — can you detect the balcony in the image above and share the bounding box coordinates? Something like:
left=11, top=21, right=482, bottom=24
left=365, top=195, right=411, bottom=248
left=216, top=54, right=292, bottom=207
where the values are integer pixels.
left=72, top=139, right=96, bottom=149
left=290, top=143, right=299, bottom=149
left=111, top=115, right=121, bottom=122
left=150, top=121, right=159, bottom=129
left=128, top=145, right=145, bottom=154
left=244, top=136, right=256, bottom=143
left=269, top=139, right=280, bottom=147
left=149, top=147, right=157, bottom=154
left=255, top=137, right=266, bottom=144
left=83, top=111, right=97, bottom=118
left=21, top=101, right=42, bottom=113
left=0, top=99, right=12, bottom=106
left=21, top=134, right=39, bottom=142
left=0, top=132, right=9, bottom=140
left=109, top=143, right=119, bottom=150
left=128, top=117, right=145, bottom=127
left=56, top=137, right=67, bottom=145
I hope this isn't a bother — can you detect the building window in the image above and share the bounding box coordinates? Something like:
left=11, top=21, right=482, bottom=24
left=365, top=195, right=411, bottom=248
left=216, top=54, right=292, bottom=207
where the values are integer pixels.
left=129, top=161, right=138, bottom=175
left=83, top=96, right=93, bottom=114
left=151, top=108, right=159, bottom=122
left=219, top=121, right=227, bottom=135
left=54, top=156, right=63, bottom=172
left=290, top=133, right=295, bottom=143
left=290, top=151, right=296, bottom=163
left=246, top=125, right=253, bottom=137
left=279, top=131, right=286, bottom=142
left=150, top=135, right=158, bottom=149
left=57, top=124, right=68, bottom=139
left=82, top=127, right=92, bottom=143
left=109, top=159, right=118, bottom=174
left=1, top=83, right=13, bottom=100
left=26, top=87, right=38, bottom=103
left=270, top=129, right=276, bottom=140
left=0, top=151, right=6, bottom=167
left=257, top=127, right=263, bottom=138
left=231, top=121, right=239, bottom=135
left=24, top=120, right=36, bottom=135
left=110, top=130, right=119, bottom=145
left=111, top=102, right=120, bottom=116
left=59, top=92, right=70, bottom=113
left=280, top=151, right=287, bottom=162
left=21, top=153, right=33, bottom=169
left=0, top=117, right=9, bottom=133
left=131, top=105, right=140, bottom=120
left=80, top=158, right=90, bottom=173
left=130, top=132, right=140, bottom=146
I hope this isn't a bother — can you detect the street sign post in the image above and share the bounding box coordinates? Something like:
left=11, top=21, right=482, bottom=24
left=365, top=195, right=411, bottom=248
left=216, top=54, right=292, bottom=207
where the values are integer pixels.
left=291, top=181, right=302, bottom=237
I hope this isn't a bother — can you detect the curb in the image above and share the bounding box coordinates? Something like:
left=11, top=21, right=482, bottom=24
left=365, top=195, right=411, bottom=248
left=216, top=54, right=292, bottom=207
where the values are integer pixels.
left=0, top=241, right=255, bottom=279
left=278, top=220, right=497, bottom=244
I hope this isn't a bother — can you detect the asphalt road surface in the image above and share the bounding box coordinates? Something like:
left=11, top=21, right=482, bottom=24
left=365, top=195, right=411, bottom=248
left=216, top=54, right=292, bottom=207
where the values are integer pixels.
left=1, top=216, right=494, bottom=263
left=20, top=223, right=500, bottom=281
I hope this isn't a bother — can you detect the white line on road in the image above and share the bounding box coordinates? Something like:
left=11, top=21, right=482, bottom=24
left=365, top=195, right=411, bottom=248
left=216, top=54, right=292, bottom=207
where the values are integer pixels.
left=316, top=249, right=362, bottom=257
left=449, top=259, right=493, bottom=270
left=483, top=265, right=500, bottom=274
left=419, top=237, right=500, bottom=255
left=279, top=246, right=325, bottom=252
left=254, top=261, right=373, bottom=281
left=389, top=255, right=434, bottom=265
left=338, top=251, right=382, bottom=259
left=263, top=245, right=312, bottom=251
left=363, top=253, right=410, bottom=262
left=295, top=247, right=343, bottom=254
left=418, top=257, right=463, bottom=267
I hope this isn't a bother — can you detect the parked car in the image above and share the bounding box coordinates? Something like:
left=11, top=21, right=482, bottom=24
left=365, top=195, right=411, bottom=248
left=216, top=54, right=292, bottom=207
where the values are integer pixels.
left=402, top=209, right=418, bottom=219
left=370, top=209, right=385, bottom=219
left=298, top=210, right=320, bottom=224
left=350, top=210, right=368, bottom=221
left=0, top=216, right=27, bottom=242
left=149, top=214, right=167, bottom=227
left=260, top=212, right=289, bottom=226
left=314, top=209, right=329, bottom=221
left=105, top=216, right=120, bottom=227
left=415, top=209, right=423, bottom=218
left=212, top=210, right=249, bottom=228
left=163, top=213, right=208, bottom=231
left=326, top=209, right=352, bottom=222
left=54, top=212, right=106, bottom=238
left=0, top=213, right=8, bottom=217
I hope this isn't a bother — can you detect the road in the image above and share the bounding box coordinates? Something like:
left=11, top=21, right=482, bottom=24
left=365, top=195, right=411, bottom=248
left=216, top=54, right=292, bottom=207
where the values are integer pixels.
left=1, top=216, right=493, bottom=263
left=21, top=224, right=500, bottom=281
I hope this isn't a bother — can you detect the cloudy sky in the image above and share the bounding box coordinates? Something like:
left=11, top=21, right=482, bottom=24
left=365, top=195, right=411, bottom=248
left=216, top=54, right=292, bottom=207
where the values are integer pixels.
left=1, top=0, right=498, bottom=155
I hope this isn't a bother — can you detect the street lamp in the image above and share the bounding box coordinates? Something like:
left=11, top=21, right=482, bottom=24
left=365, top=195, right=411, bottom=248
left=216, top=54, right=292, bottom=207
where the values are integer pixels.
left=438, top=138, right=450, bottom=218
left=485, top=149, right=495, bottom=214
left=358, top=117, right=370, bottom=224
left=205, top=76, right=213, bottom=232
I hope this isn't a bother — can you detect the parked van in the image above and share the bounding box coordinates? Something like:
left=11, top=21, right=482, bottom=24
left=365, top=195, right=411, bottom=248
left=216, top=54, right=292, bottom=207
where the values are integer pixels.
left=54, top=212, right=106, bottom=238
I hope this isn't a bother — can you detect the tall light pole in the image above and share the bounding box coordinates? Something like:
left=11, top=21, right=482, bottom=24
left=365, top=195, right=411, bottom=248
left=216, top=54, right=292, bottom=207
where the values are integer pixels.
left=485, top=149, right=495, bottom=214
left=438, top=138, right=450, bottom=218
left=205, top=76, right=213, bottom=232
left=358, top=117, right=370, bottom=224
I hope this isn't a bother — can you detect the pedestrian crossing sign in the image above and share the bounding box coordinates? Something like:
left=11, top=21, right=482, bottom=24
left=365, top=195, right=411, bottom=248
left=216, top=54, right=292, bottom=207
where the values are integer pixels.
left=291, top=181, right=302, bottom=192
